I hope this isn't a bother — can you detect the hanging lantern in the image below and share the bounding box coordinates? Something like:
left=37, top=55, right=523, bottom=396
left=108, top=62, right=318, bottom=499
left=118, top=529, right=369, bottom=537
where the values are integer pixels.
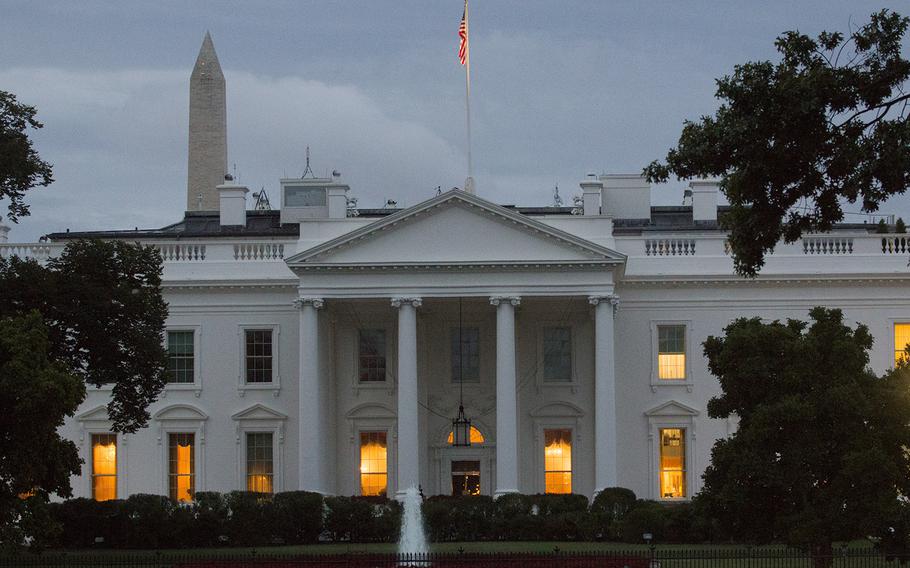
left=451, top=404, right=472, bottom=447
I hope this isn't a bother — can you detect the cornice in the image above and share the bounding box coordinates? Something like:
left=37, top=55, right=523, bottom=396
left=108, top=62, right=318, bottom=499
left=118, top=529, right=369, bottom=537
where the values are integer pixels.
left=162, top=280, right=297, bottom=291
left=619, top=273, right=910, bottom=287
left=292, top=260, right=621, bottom=273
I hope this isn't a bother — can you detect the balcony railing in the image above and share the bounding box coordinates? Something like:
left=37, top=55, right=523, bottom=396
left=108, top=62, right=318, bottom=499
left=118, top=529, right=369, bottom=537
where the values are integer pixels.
left=0, top=240, right=295, bottom=264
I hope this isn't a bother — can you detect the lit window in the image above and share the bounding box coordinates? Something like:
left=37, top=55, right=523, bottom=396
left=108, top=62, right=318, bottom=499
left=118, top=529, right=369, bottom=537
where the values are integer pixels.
left=544, top=429, right=572, bottom=494
left=168, top=433, right=195, bottom=502
left=166, top=331, right=195, bottom=383
left=896, top=324, right=910, bottom=366
left=246, top=432, right=273, bottom=494
left=359, top=329, right=387, bottom=382
left=543, top=327, right=572, bottom=382
left=658, top=325, right=686, bottom=380
left=359, top=432, right=388, bottom=497
left=92, top=434, right=117, bottom=501
left=451, top=460, right=481, bottom=496
left=245, top=330, right=273, bottom=383
left=451, top=327, right=480, bottom=382
left=659, top=428, right=686, bottom=499
left=447, top=426, right=485, bottom=445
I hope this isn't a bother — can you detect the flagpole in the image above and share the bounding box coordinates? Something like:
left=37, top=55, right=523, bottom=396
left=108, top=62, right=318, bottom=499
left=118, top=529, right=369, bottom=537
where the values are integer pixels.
left=463, top=0, right=475, bottom=194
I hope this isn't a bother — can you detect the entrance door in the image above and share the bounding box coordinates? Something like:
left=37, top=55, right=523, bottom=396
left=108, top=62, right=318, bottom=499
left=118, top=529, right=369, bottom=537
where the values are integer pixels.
left=451, top=460, right=481, bottom=495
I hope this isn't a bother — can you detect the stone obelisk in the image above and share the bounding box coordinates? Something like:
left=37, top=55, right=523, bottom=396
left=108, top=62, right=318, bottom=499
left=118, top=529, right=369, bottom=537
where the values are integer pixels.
left=187, top=31, right=227, bottom=211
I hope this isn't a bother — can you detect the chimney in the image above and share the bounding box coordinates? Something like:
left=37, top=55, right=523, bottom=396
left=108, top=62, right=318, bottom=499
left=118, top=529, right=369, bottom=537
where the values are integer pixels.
left=217, top=179, right=249, bottom=226
left=578, top=173, right=603, bottom=216
left=0, top=223, right=9, bottom=243
left=690, top=180, right=719, bottom=223
left=601, top=174, right=651, bottom=220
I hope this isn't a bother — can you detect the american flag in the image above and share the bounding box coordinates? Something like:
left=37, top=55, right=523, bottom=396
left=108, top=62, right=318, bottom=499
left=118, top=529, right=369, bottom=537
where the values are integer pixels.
left=458, top=2, right=468, bottom=66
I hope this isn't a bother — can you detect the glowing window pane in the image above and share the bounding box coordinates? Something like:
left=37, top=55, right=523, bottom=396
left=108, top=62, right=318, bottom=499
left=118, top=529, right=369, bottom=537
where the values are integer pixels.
left=246, top=432, right=273, bottom=494
left=659, top=428, right=686, bottom=499
left=447, top=426, right=485, bottom=445
left=544, top=429, right=572, bottom=494
left=658, top=325, right=686, bottom=379
left=543, top=327, right=572, bottom=382
left=92, top=434, right=117, bottom=501
left=360, top=432, right=387, bottom=497
left=896, top=324, right=910, bottom=366
left=168, top=433, right=195, bottom=502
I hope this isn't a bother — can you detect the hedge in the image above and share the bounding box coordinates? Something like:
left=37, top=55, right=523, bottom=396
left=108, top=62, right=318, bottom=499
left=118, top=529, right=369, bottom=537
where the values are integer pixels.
left=30, top=488, right=705, bottom=549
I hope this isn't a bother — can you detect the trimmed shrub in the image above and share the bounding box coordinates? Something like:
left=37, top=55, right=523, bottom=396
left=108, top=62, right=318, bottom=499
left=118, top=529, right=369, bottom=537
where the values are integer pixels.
left=224, top=491, right=272, bottom=547
left=122, top=494, right=175, bottom=549
left=357, top=496, right=402, bottom=543
left=591, top=488, right=637, bottom=540
left=271, top=491, right=323, bottom=545
left=190, top=491, right=229, bottom=547
left=617, top=500, right=670, bottom=543
left=324, top=496, right=400, bottom=543
left=52, top=498, right=130, bottom=548
left=531, top=494, right=591, bottom=541
left=423, top=495, right=493, bottom=541
left=491, top=493, right=538, bottom=541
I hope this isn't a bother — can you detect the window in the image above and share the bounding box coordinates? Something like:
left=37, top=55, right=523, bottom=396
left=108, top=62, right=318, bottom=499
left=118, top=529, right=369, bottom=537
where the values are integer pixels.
left=896, top=324, right=910, bottom=366
left=658, top=325, right=686, bottom=380
left=91, top=434, right=117, bottom=501
left=451, top=460, right=481, bottom=496
left=359, top=432, right=388, bottom=496
left=166, top=331, right=195, bottom=384
left=246, top=432, right=274, bottom=494
left=168, top=433, right=195, bottom=502
left=544, top=429, right=572, bottom=494
left=543, top=327, right=572, bottom=382
left=447, top=426, right=485, bottom=445
left=659, top=428, right=686, bottom=499
left=359, top=330, right=387, bottom=382
left=451, top=326, right=480, bottom=382
left=245, top=329, right=273, bottom=383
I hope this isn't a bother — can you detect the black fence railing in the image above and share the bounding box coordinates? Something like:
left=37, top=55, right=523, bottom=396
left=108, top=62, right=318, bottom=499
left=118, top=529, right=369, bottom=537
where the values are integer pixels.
left=0, top=549, right=908, bottom=568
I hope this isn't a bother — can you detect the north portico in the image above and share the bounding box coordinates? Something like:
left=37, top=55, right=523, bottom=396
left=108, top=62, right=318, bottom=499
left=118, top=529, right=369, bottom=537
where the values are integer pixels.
left=286, top=190, right=625, bottom=498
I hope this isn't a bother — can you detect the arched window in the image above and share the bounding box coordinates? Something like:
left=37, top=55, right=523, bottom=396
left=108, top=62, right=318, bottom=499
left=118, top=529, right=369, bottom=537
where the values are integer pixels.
left=447, top=426, right=485, bottom=445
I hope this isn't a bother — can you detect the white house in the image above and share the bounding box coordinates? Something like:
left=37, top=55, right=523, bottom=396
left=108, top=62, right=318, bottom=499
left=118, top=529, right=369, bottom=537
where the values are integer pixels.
left=3, top=34, right=910, bottom=505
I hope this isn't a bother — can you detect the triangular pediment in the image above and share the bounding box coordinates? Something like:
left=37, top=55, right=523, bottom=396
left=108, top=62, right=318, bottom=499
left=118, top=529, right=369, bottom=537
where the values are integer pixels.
left=286, top=191, right=625, bottom=269
left=530, top=401, right=585, bottom=418
left=231, top=403, right=288, bottom=421
left=644, top=400, right=700, bottom=417
left=76, top=405, right=110, bottom=423
left=154, top=404, right=208, bottom=421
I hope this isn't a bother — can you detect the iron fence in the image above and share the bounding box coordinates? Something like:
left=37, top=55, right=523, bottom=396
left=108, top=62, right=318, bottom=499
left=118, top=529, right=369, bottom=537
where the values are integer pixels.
left=0, top=549, right=908, bottom=568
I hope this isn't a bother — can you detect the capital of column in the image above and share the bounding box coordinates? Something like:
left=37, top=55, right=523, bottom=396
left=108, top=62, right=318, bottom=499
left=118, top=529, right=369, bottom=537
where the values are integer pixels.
left=293, top=297, right=324, bottom=310
left=390, top=296, right=422, bottom=309
left=490, top=296, right=521, bottom=307
left=588, top=294, right=619, bottom=315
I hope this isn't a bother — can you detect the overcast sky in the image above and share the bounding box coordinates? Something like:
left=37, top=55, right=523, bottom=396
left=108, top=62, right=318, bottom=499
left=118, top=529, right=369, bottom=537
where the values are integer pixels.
left=1, top=0, right=908, bottom=241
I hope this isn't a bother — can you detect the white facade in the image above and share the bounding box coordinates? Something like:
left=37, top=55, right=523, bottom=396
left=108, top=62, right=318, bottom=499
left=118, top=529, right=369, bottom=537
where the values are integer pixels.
left=4, top=34, right=910, bottom=504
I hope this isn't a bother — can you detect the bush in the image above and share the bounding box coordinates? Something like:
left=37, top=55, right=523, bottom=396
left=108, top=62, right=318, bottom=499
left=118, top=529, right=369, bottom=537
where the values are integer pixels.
left=897, top=218, right=907, bottom=234
left=190, top=492, right=229, bottom=547
left=271, top=491, right=323, bottom=545
left=51, top=498, right=130, bottom=548
left=591, top=488, right=637, bottom=540
left=423, top=495, right=493, bottom=541
left=491, top=493, right=538, bottom=540
left=122, top=494, right=175, bottom=549
left=617, top=500, right=670, bottom=544
left=324, top=495, right=400, bottom=543
left=531, top=494, right=591, bottom=541
left=224, top=491, right=272, bottom=547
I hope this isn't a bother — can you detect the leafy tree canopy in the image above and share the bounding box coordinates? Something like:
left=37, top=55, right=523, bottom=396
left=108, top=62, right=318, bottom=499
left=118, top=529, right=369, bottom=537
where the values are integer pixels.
left=0, top=90, right=53, bottom=222
left=0, top=239, right=168, bottom=433
left=0, top=312, right=84, bottom=545
left=699, top=307, right=910, bottom=557
left=645, top=10, right=910, bottom=276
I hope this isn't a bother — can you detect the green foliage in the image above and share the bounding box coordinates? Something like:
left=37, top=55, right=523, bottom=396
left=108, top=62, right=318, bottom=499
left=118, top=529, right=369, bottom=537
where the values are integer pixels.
left=271, top=491, right=323, bottom=544
left=699, top=308, right=910, bottom=551
left=190, top=492, right=229, bottom=547
left=0, top=90, right=53, bottom=222
left=896, top=217, right=907, bottom=233
left=645, top=10, right=910, bottom=276
left=0, top=313, right=84, bottom=547
left=423, top=495, right=493, bottom=542
left=223, top=491, right=272, bottom=547
left=0, top=239, right=168, bottom=433
left=323, top=496, right=401, bottom=543
left=877, top=219, right=889, bottom=233
left=591, top=488, right=638, bottom=540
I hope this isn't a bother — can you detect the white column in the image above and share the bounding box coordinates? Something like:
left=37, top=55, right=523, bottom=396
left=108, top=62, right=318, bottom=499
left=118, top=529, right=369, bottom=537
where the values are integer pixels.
left=392, top=296, right=422, bottom=498
left=491, top=296, right=521, bottom=497
left=590, top=294, right=619, bottom=494
left=295, top=297, right=324, bottom=493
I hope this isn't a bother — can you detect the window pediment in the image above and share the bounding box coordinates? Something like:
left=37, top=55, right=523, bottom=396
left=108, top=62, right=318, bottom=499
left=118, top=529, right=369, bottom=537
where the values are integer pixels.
left=231, top=403, right=288, bottom=422
left=644, top=400, right=700, bottom=417
left=530, top=401, right=585, bottom=418
left=154, top=404, right=208, bottom=421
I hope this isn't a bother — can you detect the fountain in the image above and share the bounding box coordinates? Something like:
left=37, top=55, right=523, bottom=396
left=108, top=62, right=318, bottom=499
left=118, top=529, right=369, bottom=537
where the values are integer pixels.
left=398, top=486, right=429, bottom=565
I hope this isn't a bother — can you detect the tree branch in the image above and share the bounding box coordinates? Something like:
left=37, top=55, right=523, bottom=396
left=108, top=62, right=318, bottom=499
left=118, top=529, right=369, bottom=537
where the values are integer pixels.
left=835, top=92, right=910, bottom=128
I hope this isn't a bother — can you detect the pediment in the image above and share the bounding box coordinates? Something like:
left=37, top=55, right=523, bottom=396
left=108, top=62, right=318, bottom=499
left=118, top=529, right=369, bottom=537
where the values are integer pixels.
left=154, top=404, right=208, bottom=421
left=76, top=405, right=110, bottom=423
left=286, top=191, right=625, bottom=269
left=530, top=401, right=585, bottom=418
left=346, top=403, right=396, bottom=419
left=231, top=403, right=288, bottom=421
left=644, top=400, right=700, bottom=417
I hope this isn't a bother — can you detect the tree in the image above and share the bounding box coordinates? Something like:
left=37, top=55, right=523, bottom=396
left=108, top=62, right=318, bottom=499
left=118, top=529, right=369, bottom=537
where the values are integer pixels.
left=896, top=217, right=907, bottom=234
left=0, top=312, right=84, bottom=546
left=699, top=308, right=910, bottom=565
left=645, top=10, right=910, bottom=277
left=0, top=90, right=53, bottom=222
left=0, top=240, right=168, bottom=432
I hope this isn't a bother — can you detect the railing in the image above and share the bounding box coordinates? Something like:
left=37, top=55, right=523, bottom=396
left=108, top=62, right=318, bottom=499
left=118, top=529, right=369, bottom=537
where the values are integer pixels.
left=882, top=234, right=910, bottom=255
left=645, top=238, right=697, bottom=256
left=0, top=243, right=60, bottom=262
left=0, top=241, right=294, bottom=264
left=802, top=235, right=854, bottom=255
left=233, top=242, right=284, bottom=260
left=0, top=548, right=906, bottom=567
left=156, top=243, right=206, bottom=262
